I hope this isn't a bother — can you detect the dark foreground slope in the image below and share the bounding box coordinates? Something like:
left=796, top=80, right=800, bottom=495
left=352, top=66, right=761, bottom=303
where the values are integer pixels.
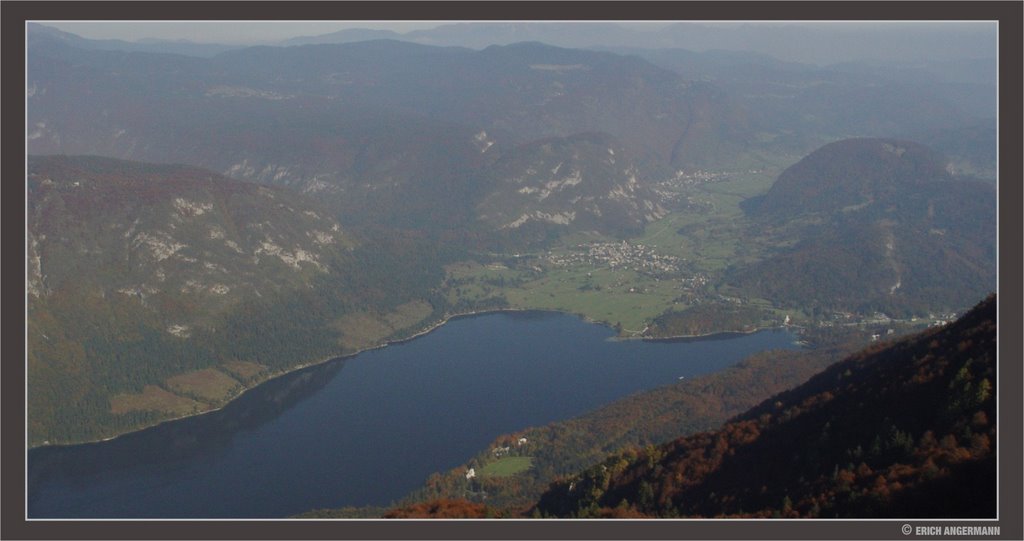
left=535, top=295, right=996, bottom=518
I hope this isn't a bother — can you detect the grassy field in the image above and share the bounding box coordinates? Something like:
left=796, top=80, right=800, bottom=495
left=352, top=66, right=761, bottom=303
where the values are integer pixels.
left=109, top=384, right=203, bottom=415
left=383, top=300, right=434, bottom=330
left=220, top=360, right=268, bottom=381
left=637, top=212, right=712, bottom=252
left=503, top=267, right=682, bottom=332
left=635, top=170, right=781, bottom=271
left=165, top=368, right=241, bottom=403
left=441, top=168, right=790, bottom=335
left=444, top=261, right=530, bottom=306
left=333, top=300, right=435, bottom=351
left=333, top=312, right=395, bottom=350
left=110, top=367, right=251, bottom=416
left=446, top=259, right=689, bottom=332
left=478, top=456, right=534, bottom=478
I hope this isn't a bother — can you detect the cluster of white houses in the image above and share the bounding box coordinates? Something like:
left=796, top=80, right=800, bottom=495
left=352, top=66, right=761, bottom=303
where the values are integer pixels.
left=546, top=241, right=684, bottom=275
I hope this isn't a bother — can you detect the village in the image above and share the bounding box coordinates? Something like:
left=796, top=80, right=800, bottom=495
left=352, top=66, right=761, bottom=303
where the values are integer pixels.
left=657, top=168, right=766, bottom=189
left=545, top=241, right=686, bottom=276
left=818, top=309, right=960, bottom=340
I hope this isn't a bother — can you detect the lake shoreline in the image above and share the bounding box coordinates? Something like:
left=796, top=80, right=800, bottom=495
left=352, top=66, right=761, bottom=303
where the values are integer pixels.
left=637, top=325, right=794, bottom=343
left=29, top=306, right=791, bottom=450
left=29, top=306, right=563, bottom=450
left=30, top=309, right=803, bottom=518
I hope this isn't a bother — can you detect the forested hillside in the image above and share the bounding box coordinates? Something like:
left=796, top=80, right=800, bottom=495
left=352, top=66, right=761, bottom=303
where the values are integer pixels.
left=727, top=138, right=995, bottom=315
left=536, top=295, right=996, bottom=518
left=27, top=156, right=460, bottom=445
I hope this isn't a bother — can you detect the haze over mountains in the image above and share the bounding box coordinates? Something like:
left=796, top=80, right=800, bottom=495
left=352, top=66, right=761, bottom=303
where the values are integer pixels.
left=42, top=21, right=995, bottom=65
left=27, top=23, right=995, bottom=233
left=28, top=23, right=244, bottom=57
left=27, top=33, right=751, bottom=235
left=26, top=18, right=997, bottom=481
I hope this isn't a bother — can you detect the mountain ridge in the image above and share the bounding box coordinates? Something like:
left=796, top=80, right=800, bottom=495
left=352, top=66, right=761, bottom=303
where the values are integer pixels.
left=727, top=138, right=995, bottom=316
left=28, top=34, right=741, bottom=236
left=748, top=138, right=954, bottom=218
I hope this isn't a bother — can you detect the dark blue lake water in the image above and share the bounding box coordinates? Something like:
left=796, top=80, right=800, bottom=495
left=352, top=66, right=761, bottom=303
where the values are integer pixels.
left=28, top=311, right=798, bottom=518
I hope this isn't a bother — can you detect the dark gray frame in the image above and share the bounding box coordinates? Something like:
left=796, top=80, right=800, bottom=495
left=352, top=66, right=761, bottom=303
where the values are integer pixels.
left=4, top=2, right=1020, bottom=539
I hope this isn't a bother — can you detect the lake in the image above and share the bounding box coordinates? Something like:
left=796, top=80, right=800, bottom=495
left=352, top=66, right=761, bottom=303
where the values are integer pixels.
left=27, top=311, right=798, bottom=518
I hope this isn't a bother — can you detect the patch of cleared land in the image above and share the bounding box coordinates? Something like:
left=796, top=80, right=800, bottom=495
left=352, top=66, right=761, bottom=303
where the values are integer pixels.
left=165, top=368, right=240, bottom=403
left=334, top=312, right=395, bottom=350
left=110, top=384, right=203, bottom=415
left=383, top=300, right=434, bottom=329
left=478, top=456, right=534, bottom=478
left=446, top=257, right=687, bottom=332
left=220, top=360, right=268, bottom=381
left=334, top=300, right=434, bottom=351
left=503, top=267, right=682, bottom=332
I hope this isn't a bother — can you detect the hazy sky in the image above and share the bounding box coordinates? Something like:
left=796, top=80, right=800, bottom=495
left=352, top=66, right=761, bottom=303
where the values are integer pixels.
left=36, top=21, right=995, bottom=66
left=41, top=20, right=988, bottom=46
left=43, top=21, right=446, bottom=44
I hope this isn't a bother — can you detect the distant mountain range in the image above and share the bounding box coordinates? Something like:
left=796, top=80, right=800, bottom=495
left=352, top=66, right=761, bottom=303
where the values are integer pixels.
left=27, top=23, right=243, bottom=57
left=619, top=48, right=996, bottom=161
left=27, top=33, right=749, bottom=236
left=27, top=25, right=996, bottom=238
left=279, top=22, right=996, bottom=66
left=36, top=22, right=995, bottom=66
